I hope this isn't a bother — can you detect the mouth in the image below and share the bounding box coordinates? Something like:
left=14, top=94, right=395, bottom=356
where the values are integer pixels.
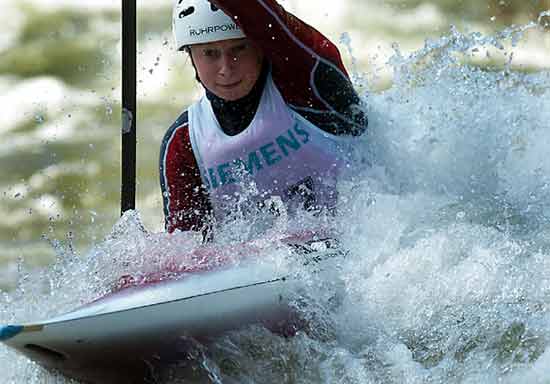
left=217, top=81, right=242, bottom=89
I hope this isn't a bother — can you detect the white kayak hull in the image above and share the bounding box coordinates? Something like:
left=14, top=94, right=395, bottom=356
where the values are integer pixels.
left=1, top=236, right=342, bottom=383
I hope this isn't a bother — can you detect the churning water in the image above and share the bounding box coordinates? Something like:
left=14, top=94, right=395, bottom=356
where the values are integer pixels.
left=2, top=11, right=550, bottom=384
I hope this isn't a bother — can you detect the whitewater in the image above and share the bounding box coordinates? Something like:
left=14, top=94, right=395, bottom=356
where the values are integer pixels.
left=2, top=14, right=550, bottom=384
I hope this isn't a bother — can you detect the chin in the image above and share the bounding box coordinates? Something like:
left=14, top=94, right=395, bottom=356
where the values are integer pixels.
left=217, top=89, right=248, bottom=101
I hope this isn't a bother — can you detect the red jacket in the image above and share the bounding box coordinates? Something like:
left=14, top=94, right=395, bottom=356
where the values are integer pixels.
left=160, top=0, right=367, bottom=234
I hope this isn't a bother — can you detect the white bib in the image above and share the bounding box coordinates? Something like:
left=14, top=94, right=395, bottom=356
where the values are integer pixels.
left=188, top=73, right=352, bottom=222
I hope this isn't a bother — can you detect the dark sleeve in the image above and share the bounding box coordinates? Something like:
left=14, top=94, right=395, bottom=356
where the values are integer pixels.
left=159, top=111, right=212, bottom=234
left=211, top=0, right=367, bottom=136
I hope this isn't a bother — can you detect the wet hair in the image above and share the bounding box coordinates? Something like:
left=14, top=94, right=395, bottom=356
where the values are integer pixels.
left=183, top=46, right=201, bottom=82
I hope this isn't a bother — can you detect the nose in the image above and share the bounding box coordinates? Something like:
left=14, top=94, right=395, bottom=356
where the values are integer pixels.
left=218, top=52, right=237, bottom=77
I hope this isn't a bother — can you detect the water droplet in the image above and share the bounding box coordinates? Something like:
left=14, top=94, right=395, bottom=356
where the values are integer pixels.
left=35, top=114, right=45, bottom=124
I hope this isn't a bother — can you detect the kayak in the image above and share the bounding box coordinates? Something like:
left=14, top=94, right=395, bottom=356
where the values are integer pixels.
left=0, top=233, right=344, bottom=383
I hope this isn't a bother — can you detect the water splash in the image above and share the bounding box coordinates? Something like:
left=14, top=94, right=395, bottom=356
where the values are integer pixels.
left=34, top=114, right=45, bottom=124
left=537, top=10, right=550, bottom=27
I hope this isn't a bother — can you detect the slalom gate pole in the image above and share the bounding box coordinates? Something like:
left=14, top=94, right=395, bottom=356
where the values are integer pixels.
left=121, top=0, right=137, bottom=215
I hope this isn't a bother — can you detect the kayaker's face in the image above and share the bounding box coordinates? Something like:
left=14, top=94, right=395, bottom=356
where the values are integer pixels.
left=190, top=38, right=264, bottom=101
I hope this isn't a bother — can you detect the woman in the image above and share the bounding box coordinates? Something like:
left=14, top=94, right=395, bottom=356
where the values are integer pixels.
left=160, top=0, right=367, bottom=238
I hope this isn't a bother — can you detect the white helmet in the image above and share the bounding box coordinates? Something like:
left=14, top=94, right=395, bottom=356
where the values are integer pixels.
left=172, top=0, right=245, bottom=50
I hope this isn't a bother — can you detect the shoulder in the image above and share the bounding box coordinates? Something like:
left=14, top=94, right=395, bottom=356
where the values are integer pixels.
left=160, top=110, right=191, bottom=156
left=161, top=110, right=189, bottom=149
left=160, top=110, right=196, bottom=170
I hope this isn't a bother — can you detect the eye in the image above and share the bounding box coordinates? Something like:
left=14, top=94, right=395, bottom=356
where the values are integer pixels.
left=203, top=49, right=220, bottom=58
left=231, top=43, right=249, bottom=55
